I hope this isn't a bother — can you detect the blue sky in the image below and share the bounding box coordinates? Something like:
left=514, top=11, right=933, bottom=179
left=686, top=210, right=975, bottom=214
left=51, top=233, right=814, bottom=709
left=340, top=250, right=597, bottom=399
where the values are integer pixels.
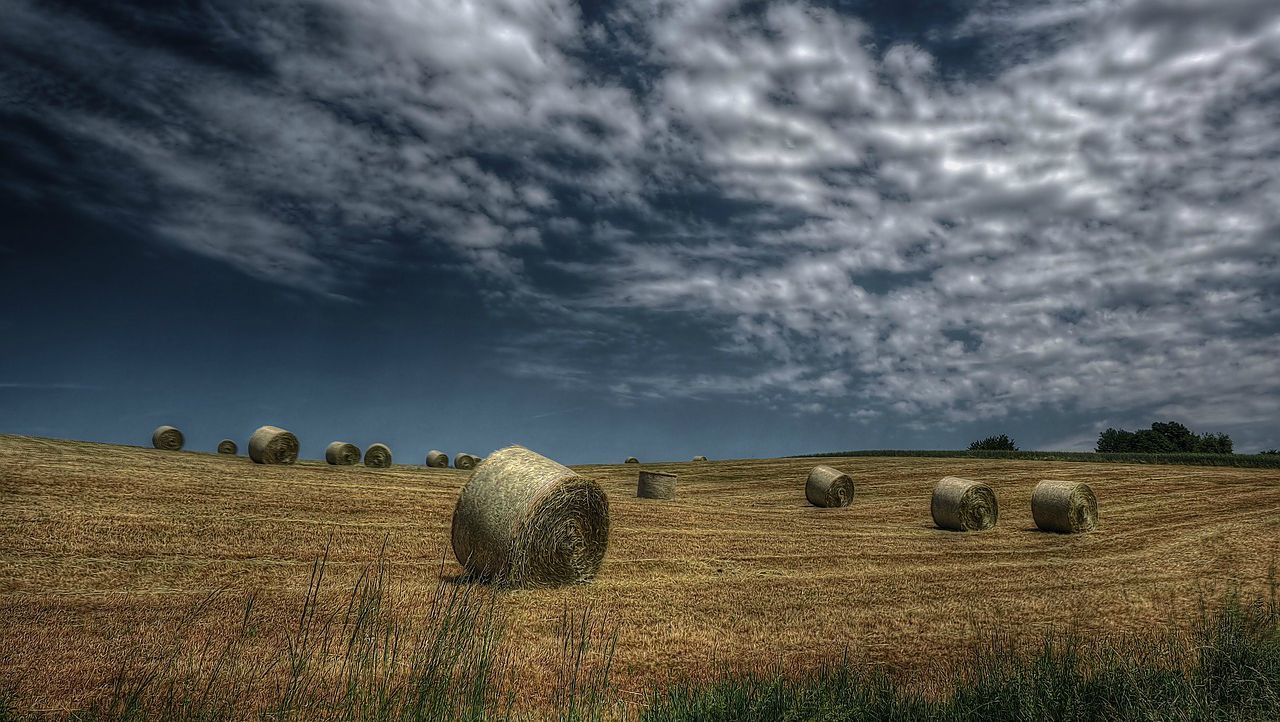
left=2, top=0, right=1278, bottom=462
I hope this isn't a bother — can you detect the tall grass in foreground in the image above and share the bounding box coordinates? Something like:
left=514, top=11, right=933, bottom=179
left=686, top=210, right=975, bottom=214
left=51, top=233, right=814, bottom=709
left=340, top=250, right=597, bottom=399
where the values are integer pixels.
left=15, top=557, right=1278, bottom=721
left=795, top=449, right=1280, bottom=468
left=92, top=543, right=519, bottom=722
left=67, top=543, right=617, bottom=722
left=642, top=578, right=1280, bottom=722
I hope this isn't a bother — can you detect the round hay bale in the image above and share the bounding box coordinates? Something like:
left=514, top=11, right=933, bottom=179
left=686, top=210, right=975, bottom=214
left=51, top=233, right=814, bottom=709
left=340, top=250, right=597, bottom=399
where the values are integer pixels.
left=624, top=456, right=639, bottom=464
left=1031, top=480, right=1098, bottom=533
left=325, top=441, right=360, bottom=466
left=151, top=425, right=184, bottom=451
left=426, top=450, right=449, bottom=468
left=637, top=470, right=676, bottom=500
left=455, top=453, right=478, bottom=470
left=806, top=465, right=855, bottom=508
left=931, top=476, right=998, bottom=531
left=450, top=445, right=609, bottom=588
left=692, top=455, right=708, bottom=462
left=217, top=439, right=238, bottom=455
left=248, top=425, right=299, bottom=465
left=364, top=443, right=392, bottom=468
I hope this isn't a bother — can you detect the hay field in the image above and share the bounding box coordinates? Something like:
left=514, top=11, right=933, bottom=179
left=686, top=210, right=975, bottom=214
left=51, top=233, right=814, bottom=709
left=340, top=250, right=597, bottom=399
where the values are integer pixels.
left=2, top=434, right=1278, bottom=715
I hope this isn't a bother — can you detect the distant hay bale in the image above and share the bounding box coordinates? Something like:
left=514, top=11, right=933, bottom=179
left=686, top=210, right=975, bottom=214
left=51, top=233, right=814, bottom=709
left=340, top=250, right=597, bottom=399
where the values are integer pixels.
left=217, top=439, right=237, bottom=455
left=806, top=465, right=855, bottom=508
left=151, top=425, right=184, bottom=451
left=248, top=425, right=299, bottom=465
left=931, top=476, right=998, bottom=531
left=364, top=443, right=393, bottom=468
left=1032, top=480, right=1098, bottom=533
left=455, top=453, right=479, bottom=470
left=624, top=457, right=639, bottom=464
left=636, top=470, right=677, bottom=500
left=426, top=450, right=449, bottom=468
left=450, top=445, right=609, bottom=588
left=692, top=455, right=708, bottom=462
left=325, top=441, right=360, bottom=466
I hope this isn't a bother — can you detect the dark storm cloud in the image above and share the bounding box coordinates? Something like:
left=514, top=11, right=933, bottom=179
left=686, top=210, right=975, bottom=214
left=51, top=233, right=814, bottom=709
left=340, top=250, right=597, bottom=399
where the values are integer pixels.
left=3, top=0, right=1278, bottom=448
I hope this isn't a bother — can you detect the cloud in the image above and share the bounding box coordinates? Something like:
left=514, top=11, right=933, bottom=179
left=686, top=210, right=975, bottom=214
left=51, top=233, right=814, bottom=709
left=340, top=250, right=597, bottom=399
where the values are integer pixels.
left=558, top=0, right=1280, bottom=442
left=3, top=0, right=1278, bottom=445
left=0, top=0, right=647, bottom=289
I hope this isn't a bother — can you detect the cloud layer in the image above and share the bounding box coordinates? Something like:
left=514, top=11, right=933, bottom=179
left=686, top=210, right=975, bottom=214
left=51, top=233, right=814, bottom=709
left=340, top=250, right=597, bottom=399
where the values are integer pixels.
left=4, top=0, right=1278, bottom=446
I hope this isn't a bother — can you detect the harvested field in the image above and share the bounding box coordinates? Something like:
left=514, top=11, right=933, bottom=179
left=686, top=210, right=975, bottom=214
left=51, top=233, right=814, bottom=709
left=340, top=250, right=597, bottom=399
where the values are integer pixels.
left=1, top=434, right=1278, bottom=716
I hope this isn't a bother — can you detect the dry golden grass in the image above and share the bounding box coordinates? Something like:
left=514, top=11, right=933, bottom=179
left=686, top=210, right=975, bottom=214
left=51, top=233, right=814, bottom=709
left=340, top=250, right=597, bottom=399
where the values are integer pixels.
left=2, top=434, right=1279, bottom=715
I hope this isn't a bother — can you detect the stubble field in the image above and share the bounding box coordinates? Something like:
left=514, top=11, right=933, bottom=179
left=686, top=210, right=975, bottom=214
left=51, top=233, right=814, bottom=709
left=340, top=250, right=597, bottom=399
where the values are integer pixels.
left=1, top=434, right=1278, bottom=716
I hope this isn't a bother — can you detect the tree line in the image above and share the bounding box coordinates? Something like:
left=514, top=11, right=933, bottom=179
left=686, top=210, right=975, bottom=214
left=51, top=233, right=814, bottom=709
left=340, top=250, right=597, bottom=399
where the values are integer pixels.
left=1096, top=421, right=1232, bottom=454
left=968, top=421, right=1258, bottom=454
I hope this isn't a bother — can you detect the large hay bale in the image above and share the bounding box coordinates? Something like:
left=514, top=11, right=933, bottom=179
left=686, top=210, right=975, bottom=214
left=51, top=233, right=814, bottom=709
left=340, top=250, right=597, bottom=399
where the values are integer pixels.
left=450, top=445, right=609, bottom=588
left=931, top=476, right=998, bottom=531
left=426, top=450, right=449, bottom=468
left=151, top=425, right=184, bottom=451
left=455, top=453, right=479, bottom=470
left=806, top=465, right=855, bottom=508
left=325, top=441, right=360, bottom=466
left=1031, top=480, right=1098, bottom=533
left=624, top=456, right=639, bottom=464
left=364, top=443, right=393, bottom=468
left=692, top=455, right=708, bottom=462
left=217, top=439, right=238, bottom=455
left=248, top=425, right=299, bottom=465
left=636, top=470, right=676, bottom=500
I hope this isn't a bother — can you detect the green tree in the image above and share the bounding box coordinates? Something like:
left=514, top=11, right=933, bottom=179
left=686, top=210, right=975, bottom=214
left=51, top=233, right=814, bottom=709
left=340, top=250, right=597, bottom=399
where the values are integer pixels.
left=1096, top=428, right=1135, bottom=452
left=1096, top=421, right=1234, bottom=454
left=1150, top=421, right=1198, bottom=452
left=1196, top=432, right=1234, bottom=454
left=968, top=434, right=1019, bottom=451
left=1131, top=429, right=1178, bottom=452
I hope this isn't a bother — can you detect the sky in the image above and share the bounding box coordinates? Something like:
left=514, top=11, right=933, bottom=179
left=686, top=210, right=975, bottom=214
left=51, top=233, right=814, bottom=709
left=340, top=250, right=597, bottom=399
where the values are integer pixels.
left=2, top=0, right=1278, bottom=463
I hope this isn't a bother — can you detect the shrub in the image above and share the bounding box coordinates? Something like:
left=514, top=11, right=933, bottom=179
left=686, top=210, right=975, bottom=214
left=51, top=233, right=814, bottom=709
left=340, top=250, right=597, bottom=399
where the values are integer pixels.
left=1096, top=421, right=1233, bottom=454
left=968, top=434, right=1018, bottom=451
left=1196, top=433, right=1234, bottom=455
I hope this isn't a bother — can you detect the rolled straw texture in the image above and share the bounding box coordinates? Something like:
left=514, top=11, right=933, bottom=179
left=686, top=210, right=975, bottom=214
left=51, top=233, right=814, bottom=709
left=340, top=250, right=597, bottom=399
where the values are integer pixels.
left=364, top=443, right=393, bottom=468
left=248, top=426, right=299, bottom=465
left=1032, top=480, right=1098, bottom=533
left=931, top=476, right=998, bottom=531
left=455, top=453, right=479, bottom=470
left=636, top=470, right=677, bottom=500
left=451, top=445, right=610, bottom=588
left=325, top=441, right=360, bottom=466
left=624, top=457, right=639, bottom=464
left=217, top=439, right=238, bottom=455
left=692, top=455, right=708, bottom=462
left=806, top=465, right=855, bottom=508
left=151, top=426, right=184, bottom=451
left=426, top=450, right=449, bottom=468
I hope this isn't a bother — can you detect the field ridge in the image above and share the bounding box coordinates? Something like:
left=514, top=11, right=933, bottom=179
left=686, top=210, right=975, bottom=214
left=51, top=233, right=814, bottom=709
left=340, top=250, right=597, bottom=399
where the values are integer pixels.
left=796, top=448, right=1280, bottom=468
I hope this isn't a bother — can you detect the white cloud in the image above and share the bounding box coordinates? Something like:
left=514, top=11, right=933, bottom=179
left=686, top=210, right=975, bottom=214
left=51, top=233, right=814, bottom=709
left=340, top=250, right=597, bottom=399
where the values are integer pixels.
left=3, top=0, right=1278, bottom=445
left=558, top=0, right=1280, bottom=443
